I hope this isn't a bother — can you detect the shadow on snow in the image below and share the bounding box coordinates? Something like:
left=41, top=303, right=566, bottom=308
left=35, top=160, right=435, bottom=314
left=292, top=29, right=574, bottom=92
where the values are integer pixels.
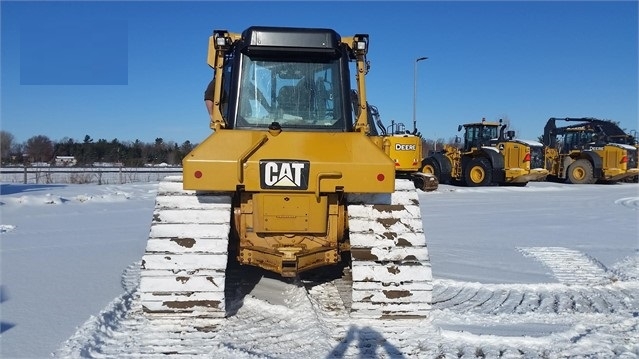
left=0, top=183, right=67, bottom=196
left=0, top=285, right=16, bottom=334
left=328, top=325, right=405, bottom=359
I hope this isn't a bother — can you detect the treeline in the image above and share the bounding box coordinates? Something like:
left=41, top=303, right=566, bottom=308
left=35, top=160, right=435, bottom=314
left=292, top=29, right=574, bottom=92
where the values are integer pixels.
left=0, top=130, right=460, bottom=167
left=0, top=131, right=195, bottom=167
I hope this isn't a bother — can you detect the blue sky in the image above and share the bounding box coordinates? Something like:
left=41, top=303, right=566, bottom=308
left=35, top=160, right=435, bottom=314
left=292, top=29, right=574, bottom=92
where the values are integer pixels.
left=1, top=1, right=637, bottom=145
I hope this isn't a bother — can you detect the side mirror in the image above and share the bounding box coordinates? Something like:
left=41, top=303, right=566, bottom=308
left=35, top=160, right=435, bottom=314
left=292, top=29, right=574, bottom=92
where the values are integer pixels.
left=457, top=125, right=463, bottom=132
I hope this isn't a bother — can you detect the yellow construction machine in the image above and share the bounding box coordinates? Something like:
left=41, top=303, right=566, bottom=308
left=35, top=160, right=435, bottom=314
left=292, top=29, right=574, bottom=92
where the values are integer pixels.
left=363, top=103, right=438, bottom=192
left=627, top=130, right=639, bottom=183
left=422, top=118, right=548, bottom=186
left=139, top=26, right=432, bottom=320
left=542, top=117, right=639, bottom=184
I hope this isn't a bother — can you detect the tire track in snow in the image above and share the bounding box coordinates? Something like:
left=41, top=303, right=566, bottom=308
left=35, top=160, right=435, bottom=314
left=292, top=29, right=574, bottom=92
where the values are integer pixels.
left=305, top=279, right=639, bottom=358
left=518, top=247, right=614, bottom=285
left=58, top=261, right=335, bottom=358
left=56, top=257, right=639, bottom=358
left=304, top=280, right=437, bottom=358
left=611, top=254, right=639, bottom=280
left=432, top=280, right=639, bottom=315
left=614, top=196, right=639, bottom=210
left=120, top=261, right=140, bottom=294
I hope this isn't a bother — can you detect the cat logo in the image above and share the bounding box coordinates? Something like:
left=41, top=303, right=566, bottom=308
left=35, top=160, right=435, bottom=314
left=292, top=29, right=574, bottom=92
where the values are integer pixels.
left=260, top=160, right=310, bottom=190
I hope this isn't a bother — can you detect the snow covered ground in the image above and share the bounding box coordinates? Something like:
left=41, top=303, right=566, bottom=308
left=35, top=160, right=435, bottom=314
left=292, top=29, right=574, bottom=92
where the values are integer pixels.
left=1, top=180, right=637, bottom=358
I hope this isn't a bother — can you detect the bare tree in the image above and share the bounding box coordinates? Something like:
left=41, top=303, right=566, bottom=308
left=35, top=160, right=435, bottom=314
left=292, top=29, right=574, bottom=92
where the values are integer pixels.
left=0, top=130, right=15, bottom=162
left=421, top=136, right=452, bottom=156
left=25, top=135, right=54, bottom=163
left=180, top=140, right=194, bottom=154
left=499, top=115, right=518, bottom=137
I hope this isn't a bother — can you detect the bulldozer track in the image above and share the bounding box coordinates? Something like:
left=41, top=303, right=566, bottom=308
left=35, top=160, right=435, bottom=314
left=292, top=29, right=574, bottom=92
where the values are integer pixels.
left=346, top=178, right=433, bottom=319
left=138, top=176, right=433, bottom=320
left=139, top=176, right=232, bottom=317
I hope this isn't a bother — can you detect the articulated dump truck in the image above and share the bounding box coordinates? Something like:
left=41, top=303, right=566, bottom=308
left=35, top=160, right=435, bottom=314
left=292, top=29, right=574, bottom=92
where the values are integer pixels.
left=139, top=26, right=432, bottom=320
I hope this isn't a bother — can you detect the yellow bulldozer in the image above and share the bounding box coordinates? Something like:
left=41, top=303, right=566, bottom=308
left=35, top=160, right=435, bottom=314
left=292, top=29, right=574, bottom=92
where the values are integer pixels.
left=139, top=26, right=432, bottom=320
left=542, top=117, right=639, bottom=184
left=422, top=118, right=548, bottom=186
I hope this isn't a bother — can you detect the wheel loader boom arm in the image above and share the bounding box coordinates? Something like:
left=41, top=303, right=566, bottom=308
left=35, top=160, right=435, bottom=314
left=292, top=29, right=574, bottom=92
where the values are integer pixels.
left=545, top=117, right=631, bottom=144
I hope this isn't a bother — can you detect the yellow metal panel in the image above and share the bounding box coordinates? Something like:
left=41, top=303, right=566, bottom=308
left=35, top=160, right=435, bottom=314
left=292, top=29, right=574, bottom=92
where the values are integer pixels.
left=183, top=130, right=395, bottom=194
left=387, top=135, right=422, bottom=172
left=502, top=142, right=520, bottom=169
left=253, top=193, right=328, bottom=233
left=604, top=146, right=625, bottom=171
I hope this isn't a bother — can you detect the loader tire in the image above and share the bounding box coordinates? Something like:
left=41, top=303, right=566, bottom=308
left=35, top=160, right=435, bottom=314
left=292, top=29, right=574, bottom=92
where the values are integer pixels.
left=567, top=159, right=595, bottom=184
left=422, top=158, right=442, bottom=183
left=464, top=157, right=492, bottom=187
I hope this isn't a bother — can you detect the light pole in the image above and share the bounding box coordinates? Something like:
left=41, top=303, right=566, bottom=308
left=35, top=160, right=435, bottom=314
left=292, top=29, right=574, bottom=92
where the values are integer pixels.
left=413, top=56, right=428, bottom=133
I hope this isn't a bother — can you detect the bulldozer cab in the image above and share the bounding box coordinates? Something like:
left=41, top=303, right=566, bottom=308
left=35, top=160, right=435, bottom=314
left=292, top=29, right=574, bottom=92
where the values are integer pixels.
left=207, top=27, right=366, bottom=134
left=237, top=60, right=344, bottom=130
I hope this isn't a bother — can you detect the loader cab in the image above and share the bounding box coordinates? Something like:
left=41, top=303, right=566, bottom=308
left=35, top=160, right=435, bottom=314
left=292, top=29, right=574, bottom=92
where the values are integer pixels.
left=460, top=120, right=500, bottom=152
left=216, top=27, right=355, bottom=132
left=561, top=127, right=597, bottom=153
